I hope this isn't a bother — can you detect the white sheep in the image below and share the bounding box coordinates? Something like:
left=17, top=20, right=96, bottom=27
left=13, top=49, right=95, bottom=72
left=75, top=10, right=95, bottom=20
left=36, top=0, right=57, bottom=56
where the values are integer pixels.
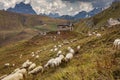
left=13, top=68, right=21, bottom=73
left=96, top=33, right=102, bottom=37
left=77, top=45, right=81, bottom=50
left=56, top=50, right=62, bottom=56
left=54, top=55, right=64, bottom=66
left=54, top=48, right=58, bottom=52
left=15, top=68, right=27, bottom=78
left=22, top=60, right=32, bottom=68
left=57, top=54, right=64, bottom=64
left=12, top=64, right=15, bottom=67
left=92, top=32, right=95, bottom=35
left=58, top=45, right=62, bottom=48
left=54, top=45, right=57, bottom=48
left=35, top=55, right=39, bottom=59
left=113, top=39, right=120, bottom=49
left=50, top=49, right=54, bottom=52
left=4, top=63, right=10, bottom=67
left=31, top=53, right=35, bottom=57
left=28, top=63, right=36, bottom=71
left=51, top=59, right=58, bottom=67
left=2, top=72, right=23, bottom=80
left=63, top=40, right=70, bottom=44
left=65, top=53, right=73, bottom=62
left=44, top=58, right=55, bottom=68
left=88, top=33, right=92, bottom=37
left=28, top=66, right=43, bottom=75
left=68, top=47, right=75, bottom=54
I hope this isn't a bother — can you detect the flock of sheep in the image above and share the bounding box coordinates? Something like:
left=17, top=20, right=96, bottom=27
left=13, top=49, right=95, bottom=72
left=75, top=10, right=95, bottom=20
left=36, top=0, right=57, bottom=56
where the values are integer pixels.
left=0, top=37, right=80, bottom=80
left=0, top=30, right=119, bottom=80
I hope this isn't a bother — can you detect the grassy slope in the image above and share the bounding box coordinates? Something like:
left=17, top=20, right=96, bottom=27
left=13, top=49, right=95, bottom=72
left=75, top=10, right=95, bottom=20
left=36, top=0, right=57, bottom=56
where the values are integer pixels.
left=0, top=2, right=120, bottom=80
left=0, top=26, right=120, bottom=80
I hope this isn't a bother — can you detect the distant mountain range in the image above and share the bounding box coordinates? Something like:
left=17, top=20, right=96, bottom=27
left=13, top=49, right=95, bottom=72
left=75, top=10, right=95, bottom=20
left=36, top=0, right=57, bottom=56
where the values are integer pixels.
left=7, top=2, right=36, bottom=14
left=59, top=7, right=103, bottom=20
left=7, top=2, right=104, bottom=20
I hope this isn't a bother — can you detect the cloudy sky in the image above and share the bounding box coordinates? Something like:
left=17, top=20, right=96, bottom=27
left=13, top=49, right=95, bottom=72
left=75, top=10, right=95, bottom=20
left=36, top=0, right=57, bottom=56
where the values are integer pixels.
left=0, top=0, right=115, bottom=16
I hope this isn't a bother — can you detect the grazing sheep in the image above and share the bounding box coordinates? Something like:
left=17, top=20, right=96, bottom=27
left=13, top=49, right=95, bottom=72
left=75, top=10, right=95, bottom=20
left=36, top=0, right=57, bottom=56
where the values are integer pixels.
left=54, top=45, right=57, bottom=48
left=28, top=66, right=44, bottom=75
left=92, top=32, right=96, bottom=35
left=56, top=50, right=62, bottom=56
left=2, top=72, right=23, bottom=80
left=22, top=60, right=32, bottom=68
left=13, top=68, right=21, bottom=73
left=44, top=58, right=55, bottom=68
left=4, top=63, right=10, bottom=67
left=59, top=54, right=64, bottom=59
left=35, top=55, right=39, bottom=59
left=31, top=53, right=35, bottom=57
left=28, top=63, right=36, bottom=71
left=63, top=40, right=70, bottom=44
left=65, top=53, right=73, bottom=62
left=15, top=68, right=27, bottom=79
left=54, top=48, right=58, bottom=52
left=113, top=39, right=120, bottom=49
left=96, top=33, right=102, bottom=37
left=68, top=47, right=75, bottom=54
left=51, top=59, right=58, bottom=67
left=50, top=49, right=54, bottom=52
left=77, top=45, right=81, bottom=50
left=54, top=55, right=64, bottom=66
left=58, top=45, right=62, bottom=48
left=88, top=33, right=92, bottom=37
left=12, top=64, right=15, bottom=67
left=74, top=45, right=81, bottom=54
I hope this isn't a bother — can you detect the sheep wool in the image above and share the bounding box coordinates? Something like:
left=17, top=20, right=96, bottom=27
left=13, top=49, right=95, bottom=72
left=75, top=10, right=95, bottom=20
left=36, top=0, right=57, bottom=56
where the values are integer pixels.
left=56, top=50, right=62, bottom=56
left=4, top=63, right=10, bottom=67
left=113, top=39, right=120, bottom=49
left=2, top=72, right=23, bottom=80
left=22, top=60, right=32, bottom=68
left=28, top=63, right=36, bottom=71
left=28, top=66, right=43, bottom=74
left=65, top=53, right=73, bottom=62
left=96, top=33, right=101, bottom=37
left=77, top=45, right=81, bottom=50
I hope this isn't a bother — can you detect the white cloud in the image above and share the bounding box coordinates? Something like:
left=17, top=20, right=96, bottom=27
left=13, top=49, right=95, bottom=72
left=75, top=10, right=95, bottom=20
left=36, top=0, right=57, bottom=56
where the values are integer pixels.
left=0, top=0, right=114, bottom=16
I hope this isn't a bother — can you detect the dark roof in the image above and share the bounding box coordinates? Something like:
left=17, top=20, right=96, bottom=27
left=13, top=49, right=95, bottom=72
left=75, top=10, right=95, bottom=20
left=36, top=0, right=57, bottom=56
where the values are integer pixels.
left=57, top=24, right=70, bottom=26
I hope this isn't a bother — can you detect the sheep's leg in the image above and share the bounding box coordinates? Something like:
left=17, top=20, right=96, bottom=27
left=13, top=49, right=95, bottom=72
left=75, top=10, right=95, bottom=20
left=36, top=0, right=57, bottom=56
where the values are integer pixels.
left=113, top=44, right=115, bottom=49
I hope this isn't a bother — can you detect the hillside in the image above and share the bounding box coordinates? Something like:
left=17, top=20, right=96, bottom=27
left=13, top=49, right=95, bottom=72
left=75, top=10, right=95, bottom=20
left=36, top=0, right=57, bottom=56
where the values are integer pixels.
left=0, top=24, right=120, bottom=80
left=0, top=1, right=120, bottom=80
left=74, top=2, right=120, bottom=32
left=0, top=10, right=67, bottom=46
